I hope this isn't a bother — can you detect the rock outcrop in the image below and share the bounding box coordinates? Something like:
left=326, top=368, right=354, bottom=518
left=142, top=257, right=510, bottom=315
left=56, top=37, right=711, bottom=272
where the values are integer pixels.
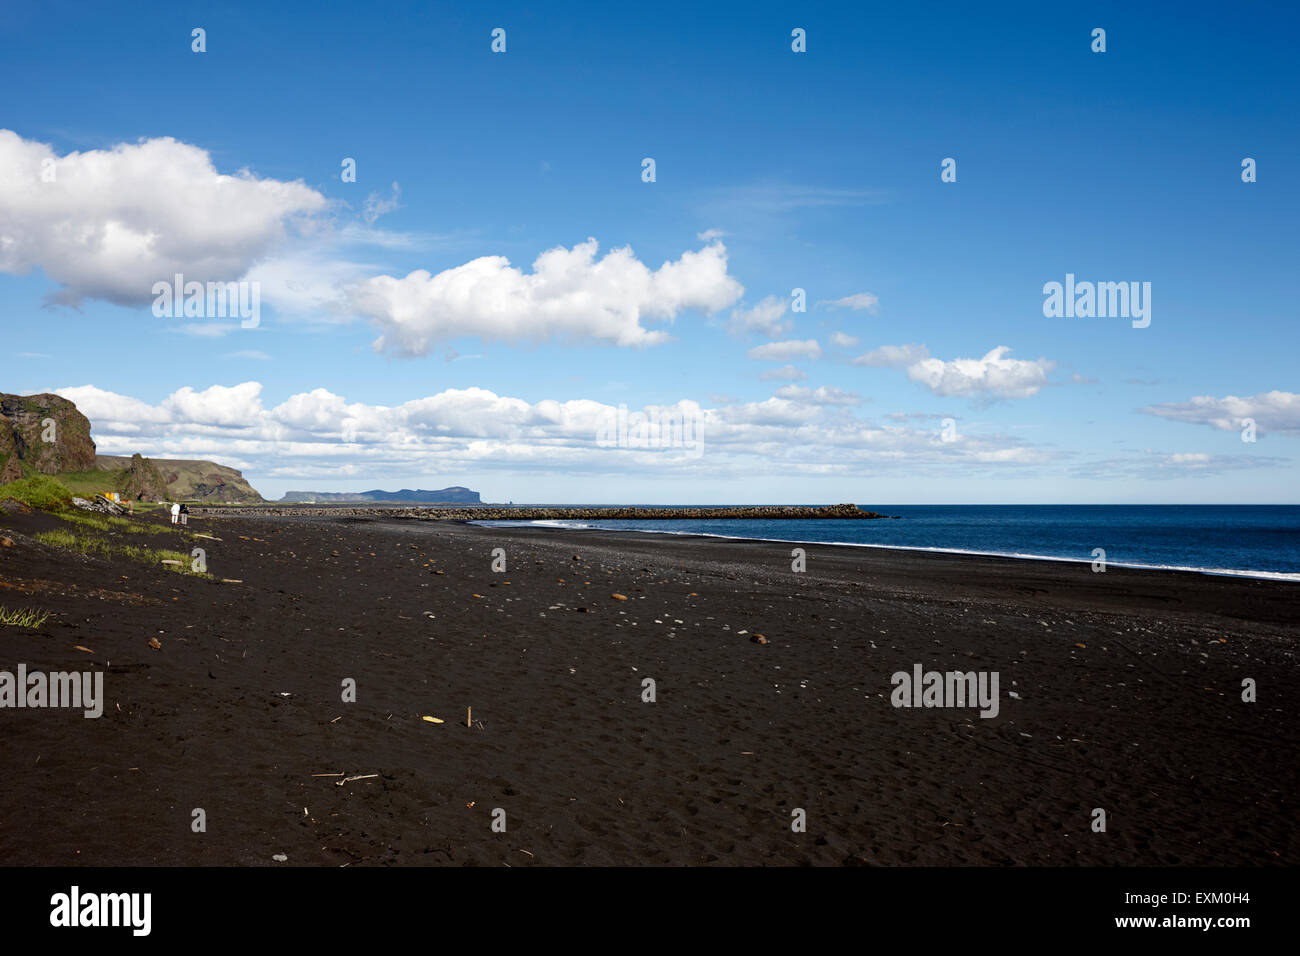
left=0, top=393, right=97, bottom=476
left=0, top=421, right=21, bottom=483
left=117, top=453, right=168, bottom=501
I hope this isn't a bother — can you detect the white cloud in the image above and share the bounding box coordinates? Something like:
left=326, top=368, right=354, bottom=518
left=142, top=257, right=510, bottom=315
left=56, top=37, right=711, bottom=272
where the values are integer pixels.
left=0, top=129, right=327, bottom=308
left=362, top=183, right=401, bottom=225
left=825, top=292, right=879, bottom=312
left=1140, top=391, right=1300, bottom=438
left=747, top=339, right=822, bottom=361
left=906, top=347, right=1053, bottom=399
left=774, top=385, right=862, bottom=406
left=854, top=344, right=1053, bottom=400
left=829, top=331, right=859, bottom=348
left=1071, top=449, right=1290, bottom=479
left=163, top=383, right=266, bottom=427
left=851, top=343, right=930, bottom=367
left=728, top=294, right=790, bottom=337
left=52, top=381, right=1053, bottom=482
left=54, top=385, right=174, bottom=428
left=696, top=228, right=726, bottom=241
left=758, top=365, right=806, bottom=382
left=350, top=238, right=743, bottom=354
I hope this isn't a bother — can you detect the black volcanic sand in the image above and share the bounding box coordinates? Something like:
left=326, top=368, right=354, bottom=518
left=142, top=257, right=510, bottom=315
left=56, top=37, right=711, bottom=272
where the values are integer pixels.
left=1, top=509, right=1297, bottom=866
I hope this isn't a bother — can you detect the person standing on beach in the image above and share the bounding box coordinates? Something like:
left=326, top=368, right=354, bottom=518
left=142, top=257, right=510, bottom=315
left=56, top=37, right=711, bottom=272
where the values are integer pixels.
left=179, top=503, right=189, bottom=526
left=170, top=502, right=180, bottom=525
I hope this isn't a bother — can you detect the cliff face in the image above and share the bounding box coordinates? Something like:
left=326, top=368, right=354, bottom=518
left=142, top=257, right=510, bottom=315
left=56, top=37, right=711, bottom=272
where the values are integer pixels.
left=0, top=391, right=263, bottom=502
left=0, top=421, right=20, bottom=482
left=0, top=393, right=97, bottom=476
left=95, top=455, right=263, bottom=503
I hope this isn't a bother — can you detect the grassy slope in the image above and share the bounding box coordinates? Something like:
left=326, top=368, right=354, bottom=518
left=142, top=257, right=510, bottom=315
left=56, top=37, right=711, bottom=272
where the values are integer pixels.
left=52, top=467, right=127, bottom=498
left=94, top=455, right=262, bottom=502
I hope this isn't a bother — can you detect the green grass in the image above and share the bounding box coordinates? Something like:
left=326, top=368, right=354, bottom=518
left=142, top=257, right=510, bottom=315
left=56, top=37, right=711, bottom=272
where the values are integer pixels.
left=0, top=474, right=73, bottom=510
left=34, top=528, right=211, bottom=578
left=0, top=606, right=51, bottom=628
left=34, top=527, right=109, bottom=556
left=49, top=468, right=124, bottom=499
left=57, top=510, right=177, bottom=535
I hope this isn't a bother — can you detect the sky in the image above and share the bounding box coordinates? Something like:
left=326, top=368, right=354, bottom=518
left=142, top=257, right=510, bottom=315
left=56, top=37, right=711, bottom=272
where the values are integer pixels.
left=2, top=0, right=1297, bottom=504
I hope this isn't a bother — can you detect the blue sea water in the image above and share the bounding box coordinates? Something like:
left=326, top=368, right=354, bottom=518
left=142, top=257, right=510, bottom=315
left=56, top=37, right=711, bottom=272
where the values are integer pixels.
left=473, top=505, right=1300, bottom=581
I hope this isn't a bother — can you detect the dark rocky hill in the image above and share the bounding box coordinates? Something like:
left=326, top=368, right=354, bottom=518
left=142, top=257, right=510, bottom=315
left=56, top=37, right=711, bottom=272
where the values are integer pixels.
left=0, top=392, right=97, bottom=479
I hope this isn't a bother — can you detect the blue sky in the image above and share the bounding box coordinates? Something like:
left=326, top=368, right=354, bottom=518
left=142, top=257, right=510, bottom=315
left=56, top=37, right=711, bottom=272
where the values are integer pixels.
left=2, top=0, right=1297, bottom=503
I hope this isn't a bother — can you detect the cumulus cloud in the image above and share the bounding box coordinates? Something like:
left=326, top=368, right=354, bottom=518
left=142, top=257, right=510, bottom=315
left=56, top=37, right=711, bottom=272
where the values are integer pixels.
left=1140, top=391, right=1300, bottom=438
left=162, top=382, right=266, bottom=426
left=350, top=239, right=743, bottom=354
left=854, top=344, right=1053, bottom=400
left=907, top=346, right=1053, bottom=399
left=758, top=365, right=806, bottom=382
left=727, top=294, right=790, bottom=337
left=824, top=292, right=879, bottom=312
left=829, top=331, right=859, bottom=348
left=55, top=384, right=173, bottom=430
left=0, top=129, right=327, bottom=308
left=52, top=381, right=1053, bottom=482
left=747, top=339, right=822, bottom=361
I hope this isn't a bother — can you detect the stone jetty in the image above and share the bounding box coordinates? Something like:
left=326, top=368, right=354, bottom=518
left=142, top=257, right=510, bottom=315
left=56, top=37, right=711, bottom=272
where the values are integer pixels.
left=193, top=502, right=898, bottom=520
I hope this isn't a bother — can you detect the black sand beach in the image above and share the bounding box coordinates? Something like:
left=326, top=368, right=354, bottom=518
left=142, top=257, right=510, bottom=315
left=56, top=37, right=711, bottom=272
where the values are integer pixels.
left=1, top=509, right=1296, bottom=866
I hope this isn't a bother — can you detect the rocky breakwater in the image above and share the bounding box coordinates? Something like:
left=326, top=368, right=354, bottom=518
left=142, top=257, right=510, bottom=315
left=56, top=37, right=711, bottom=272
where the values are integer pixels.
left=193, top=503, right=899, bottom=520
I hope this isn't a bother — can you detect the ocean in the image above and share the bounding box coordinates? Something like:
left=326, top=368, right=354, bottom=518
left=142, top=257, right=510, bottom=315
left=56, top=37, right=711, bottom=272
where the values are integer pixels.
left=473, top=504, right=1300, bottom=582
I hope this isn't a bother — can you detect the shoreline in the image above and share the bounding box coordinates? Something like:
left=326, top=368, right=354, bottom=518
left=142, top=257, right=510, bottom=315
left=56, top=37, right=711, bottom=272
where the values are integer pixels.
left=3, top=508, right=1297, bottom=865
left=193, top=503, right=896, bottom=520
left=467, top=519, right=1300, bottom=584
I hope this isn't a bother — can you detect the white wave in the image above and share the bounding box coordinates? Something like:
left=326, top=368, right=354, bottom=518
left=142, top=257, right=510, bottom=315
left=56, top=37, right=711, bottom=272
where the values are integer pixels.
left=473, top=521, right=1300, bottom=583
